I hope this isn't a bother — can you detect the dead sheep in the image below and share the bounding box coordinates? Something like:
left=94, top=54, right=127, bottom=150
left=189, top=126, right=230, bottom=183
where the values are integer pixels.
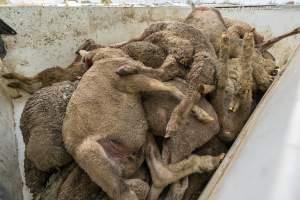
left=223, top=17, right=265, bottom=45
left=21, top=81, right=78, bottom=172
left=1, top=40, right=95, bottom=94
left=63, top=47, right=223, bottom=200
left=211, top=31, right=254, bottom=142
left=20, top=72, right=149, bottom=200
left=115, top=21, right=218, bottom=137
left=184, top=6, right=227, bottom=53
left=57, top=165, right=151, bottom=200
left=35, top=162, right=151, bottom=200
left=183, top=136, right=228, bottom=200
left=121, top=41, right=167, bottom=68
left=184, top=6, right=300, bottom=93
left=19, top=44, right=214, bottom=199
left=19, top=81, right=77, bottom=198
left=24, top=77, right=223, bottom=200
left=142, top=78, right=221, bottom=199
left=183, top=6, right=273, bottom=92
left=115, top=19, right=257, bottom=144
left=2, top=39, right=169, bottom=95
left=118, top=18, right=299, bottom=142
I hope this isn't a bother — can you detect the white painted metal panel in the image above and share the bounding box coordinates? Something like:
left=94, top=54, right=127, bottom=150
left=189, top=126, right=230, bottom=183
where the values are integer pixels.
left=200, top=46, right=300, bottom=200
left=0, top=84, right=23, bottom=200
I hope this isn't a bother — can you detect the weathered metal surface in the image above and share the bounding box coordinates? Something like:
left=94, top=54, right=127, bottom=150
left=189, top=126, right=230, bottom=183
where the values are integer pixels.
left=0, top=6, right=190, bottom=77
left=1, top=5, right=300, bottom=77
left=0, top=83, right=23, bottom=200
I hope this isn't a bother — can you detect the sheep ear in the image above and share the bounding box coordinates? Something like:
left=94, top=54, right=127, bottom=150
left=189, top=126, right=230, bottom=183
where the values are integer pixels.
left=79, top=50, right=89, bottom=57
left=79, top=50, right=93, bottom=67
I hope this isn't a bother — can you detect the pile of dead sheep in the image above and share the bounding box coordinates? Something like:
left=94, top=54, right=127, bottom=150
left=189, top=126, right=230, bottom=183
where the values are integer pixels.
left=2, top=6, right=300, bottom=200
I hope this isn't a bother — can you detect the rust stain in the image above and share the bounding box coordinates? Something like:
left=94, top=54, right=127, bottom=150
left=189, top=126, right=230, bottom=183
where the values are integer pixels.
left=137, top=8, right=155, bottom=24
left=121, top=7, right=136, bottom=24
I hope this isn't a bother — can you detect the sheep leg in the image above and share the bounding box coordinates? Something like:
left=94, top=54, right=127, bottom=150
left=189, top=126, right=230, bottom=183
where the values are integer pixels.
left=116, top=54, right=182, bottom=81
left=258, top=26, right=300, bottom=51
left=147, top=185, right=165, bottom=200
left=246, top=31, right=273, bottom=92
left=149, top=149, right=224, bottom=187
left=2, top=72, right=41, bottom=94
left=116, top=63, right=165, bottom=78
left=2, top=72, right=38, bottom=85
left=241, top=31, right=255, bottom=91
left=145, top=134, right=224, bottom=199
left=145, top=134, right=165, bottom=200
left=161, top=140, right=189, bottom=200
left=164, top=178, right=189, bottom=200
left=165, top=87, right=200, bottom=138
left=219, top=33, right=242, bottom=112
left=118, top=74, right=214, bottom=123
left=73, top=138, right=139, bottom=200
left=252, top=63, right=273, bottom=92
left=6, top=81, right=41, bottom=94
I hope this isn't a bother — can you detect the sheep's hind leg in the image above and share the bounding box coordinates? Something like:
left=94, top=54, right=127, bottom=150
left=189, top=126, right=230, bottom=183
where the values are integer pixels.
left=162, top=142, right=189, bottom=200
left=2, top=72, right=41, bottom=93
left=116, top=54, right=182, bottom=81
left=145, top=134, right=224, bottom=200
left=118, top=74, right=214, bottom=126
left=142, top=76, right=213, bottom=123
left=2, top=72, right=38, bottom=85
left=257, top=26, right=300, bottom=51
left=164, top=178, right=189, bottom=200
left=6, top=81, right=41, bottom=94
left=73, top=138, right=139, bottom=200
left=165, top=83, right=214, bottom=138
left=165, top=87, right=200, bottom=138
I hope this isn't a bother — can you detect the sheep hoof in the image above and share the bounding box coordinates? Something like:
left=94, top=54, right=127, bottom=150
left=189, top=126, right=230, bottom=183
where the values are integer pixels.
left=2, top=73, right=14, bottom=79
left=7, top=81, right=21, bottom=88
